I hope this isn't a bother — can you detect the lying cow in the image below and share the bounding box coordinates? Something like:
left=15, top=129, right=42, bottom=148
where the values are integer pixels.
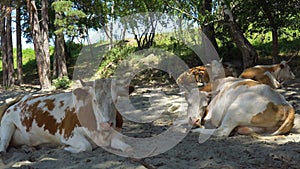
left=0, top=78, right=133, bottom=153
left=176, top=61, right=236, bottom=91
left=239, top=60, right=295, bottom=88
left=192, top=77, right=295, bottom=137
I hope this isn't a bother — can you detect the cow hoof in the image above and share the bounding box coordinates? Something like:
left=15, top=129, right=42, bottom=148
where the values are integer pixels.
left=123, top=145, right=133, bottom=153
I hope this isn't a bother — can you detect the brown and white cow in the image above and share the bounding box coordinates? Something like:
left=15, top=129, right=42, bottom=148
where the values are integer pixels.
left=191, top=77, right=295, bottom=137
left=0, top=78, right=133, bottom=153
left=176, top=61, right=236, bottom=89
left=239, top=61, right=295, bottom=88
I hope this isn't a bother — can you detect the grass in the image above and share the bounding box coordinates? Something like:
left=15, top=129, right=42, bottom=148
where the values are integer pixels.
left=247, top=29, right=300, bottom=58
left=0, top=29, right=299, bottom=85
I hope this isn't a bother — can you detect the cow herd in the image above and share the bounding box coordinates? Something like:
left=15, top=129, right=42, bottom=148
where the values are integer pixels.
left=0, top=59, right=297, bottom=154
left=180, top=60, right=296, bottom=139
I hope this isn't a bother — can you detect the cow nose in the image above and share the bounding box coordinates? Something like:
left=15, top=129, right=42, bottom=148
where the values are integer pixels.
left=100, top=122, right=113, bottom=130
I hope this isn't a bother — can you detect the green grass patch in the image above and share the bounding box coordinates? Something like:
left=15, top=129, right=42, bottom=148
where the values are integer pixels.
left=0, top=29, right=299, bottom=85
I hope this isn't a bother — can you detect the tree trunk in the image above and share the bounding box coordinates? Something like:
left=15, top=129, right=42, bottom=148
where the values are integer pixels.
left=1, top=5, right=8, bottom=86
left=27, top=0, right=51, bottom=90
left=228, top=23, right=258, bottom=68
left=261, top=0, right=279, bottom=63
left=201, top=0, right=218, bottom=52
left=109, top=0, right=114, bottom=50
left=271, top=28, right=279, bottom=63
left=6, top=5, right=14, bottom=87
left=53, top=33, right=68, bottom=78
left=16, top=3, right=23, bottom=85
left=222, top=1, right=258, bottom=68
left=41, top=0, right=51, bottom=63
left=53, top=8, right=68, bottom=78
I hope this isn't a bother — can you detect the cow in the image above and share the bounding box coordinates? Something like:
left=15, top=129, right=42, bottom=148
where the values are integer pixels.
left=192, top=77, right=295, bottom=138
left=239, top=60, right=295, bottom=88
left=0, top=78, right=134, bottom=153
left=176, top=61, right=236, bottom=91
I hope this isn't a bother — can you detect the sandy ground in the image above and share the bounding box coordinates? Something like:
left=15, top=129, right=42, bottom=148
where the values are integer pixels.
left=0, top=78, right=300, bottom=169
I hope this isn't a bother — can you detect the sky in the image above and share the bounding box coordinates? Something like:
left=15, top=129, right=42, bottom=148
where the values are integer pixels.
left=11, top=18, right=33, bottom=49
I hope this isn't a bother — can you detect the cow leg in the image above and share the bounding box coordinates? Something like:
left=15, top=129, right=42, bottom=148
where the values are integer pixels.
left=62, top=134, right=92, bottom=153
left=110, top=132, right=132, bottom=152
left=263, top=72, right=280, bottom=88
left=0, top=122, right=16, bottom=152
left=193, top=113, right=239, bottom=137
left=192, top=124, right=234, bottom=137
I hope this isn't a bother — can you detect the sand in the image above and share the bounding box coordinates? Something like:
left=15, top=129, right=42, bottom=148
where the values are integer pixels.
left=0, top=79, right=300, bottom=169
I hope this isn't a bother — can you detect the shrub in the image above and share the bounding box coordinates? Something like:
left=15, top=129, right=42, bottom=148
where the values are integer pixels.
left=52, top=76, right=72, bottom=89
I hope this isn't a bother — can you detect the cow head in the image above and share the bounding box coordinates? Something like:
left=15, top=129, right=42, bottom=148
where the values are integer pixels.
left=73, top=78, right=133, bottom=131
left=185, top=88, right=210, bottom=127
left=277, top=61, right=295, bottom=83
left=205, top=60, right=227, bottom=82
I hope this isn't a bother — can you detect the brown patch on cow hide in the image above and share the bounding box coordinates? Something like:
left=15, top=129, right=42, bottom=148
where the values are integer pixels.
left=199, top=83, right=212, bottom=92
left=20, top=96, right=82, bottom=140
left=115, top=111, right=123, bottom=129
left=73, top=88, right=90, bottom=101
left=59, top=101, right=64, bottom=108
left=191, top=66, right=208, bottom=83
left=43, top=99, right=55, bottom=111
left=240, top=65, right=280, bottom=79
left=273, top=106, right=295, bottom=135
left=239, top=65, right=282, bottom=84
left=21, top=100, right=59, bottom=135
left=239, top=65, right=283, bottom=88
left=77, top=101, right=97, bottom=131
left=129, top=85, right=135, bottom=95
left=250, top=102, right=286, bottom=129
left=59, top=107, right=80, bottom=139
left=234, top=80, right=259, bottom=88
left=21, top=100, right=41, bottom=132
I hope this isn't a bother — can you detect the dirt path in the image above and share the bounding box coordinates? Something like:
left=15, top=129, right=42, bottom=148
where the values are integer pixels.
left=0, top=79, right=300, bottom=169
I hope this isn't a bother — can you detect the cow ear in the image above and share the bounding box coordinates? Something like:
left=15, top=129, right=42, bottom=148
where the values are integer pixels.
left=73, top=87, right=90, bottom=98
left=129, top=85, right=135, bottom=95
left=219, top=57, right=223, bottom=63
left=76, top=79, right=94, bottom=87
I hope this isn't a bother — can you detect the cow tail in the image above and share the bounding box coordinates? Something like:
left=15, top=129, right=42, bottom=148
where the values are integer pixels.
left=272, top=106, right=295, bottom=135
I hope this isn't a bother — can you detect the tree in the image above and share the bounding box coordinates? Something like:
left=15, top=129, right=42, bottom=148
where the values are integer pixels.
left=123, top=0, right=166, bottom=49
left=0, top=5, right=8, bottom=87
left=16, top=1, right=23, bottom=84
left=6, top=4, right=14, bottom=86
left=27, top=0, right=51, bottom=89
left=201, top=0, right=218, bottom=51
left=220, top=0, right=258, bottom=68
left=232, top=0, right=300, bottom=63
left=52, top=0, right=68, bottom=78
left=0, top=3, right=14, bottom=87
left=53, top=33, right=68, bottom=78
left=104, top=0, right=115, bottom=50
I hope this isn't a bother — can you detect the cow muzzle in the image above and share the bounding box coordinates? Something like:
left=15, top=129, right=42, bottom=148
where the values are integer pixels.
left=100, top=122, right=113, bottom=131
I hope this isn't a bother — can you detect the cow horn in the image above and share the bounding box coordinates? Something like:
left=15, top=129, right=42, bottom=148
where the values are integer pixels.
left=78, top=79, right=94, bottom=87
left=286, top=51, right=298, bottom=63
left=79, top=79, right=86, bottom=86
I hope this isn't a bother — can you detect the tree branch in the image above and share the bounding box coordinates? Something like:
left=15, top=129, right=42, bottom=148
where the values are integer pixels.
left=165, top=3, right=201, bottom=23
left=165, top=2, right=223, bottom=26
